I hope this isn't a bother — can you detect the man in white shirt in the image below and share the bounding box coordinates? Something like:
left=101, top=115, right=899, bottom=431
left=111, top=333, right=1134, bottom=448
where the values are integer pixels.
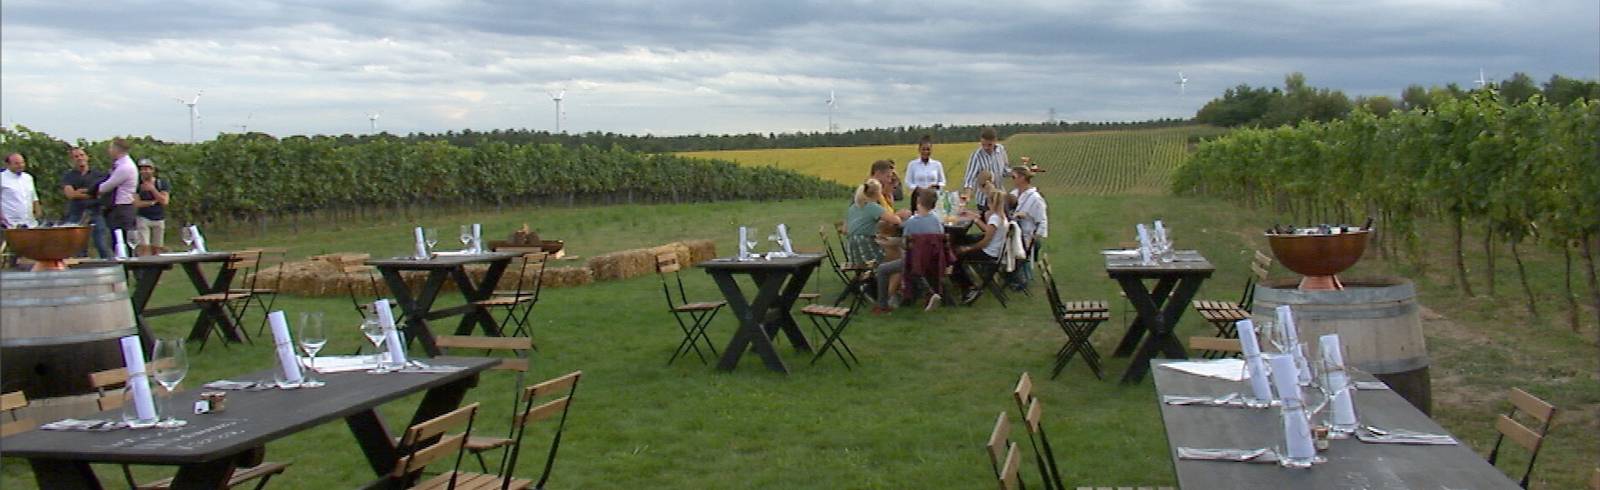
left=903, top=135, right=945, bottom=192
left=962, top=127, right=1009, bottom=211
left=1, top=153, right=40, bottom=228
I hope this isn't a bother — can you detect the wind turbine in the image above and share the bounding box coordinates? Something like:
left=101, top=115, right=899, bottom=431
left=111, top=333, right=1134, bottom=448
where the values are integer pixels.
left=824, top=90, right=837, bottom=133
left=367, top=112, right=381, bottom=133
left=1175, top=72, right=1189, bottom=95
left=235, top=112, right=253, bottom=133
left=174, top=91, right=203, bottom=143
left=1474, top=68, right=1489, bottom=88
left=546, top=89, right=566, bottom=133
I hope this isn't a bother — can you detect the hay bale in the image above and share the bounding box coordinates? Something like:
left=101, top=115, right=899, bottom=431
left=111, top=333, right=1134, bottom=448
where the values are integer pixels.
left=588, top=248, right=654, bottom=281
left=542, top=266, right=594, bottom=288
left=650, top=243, right=691, bottom=268
left=680, top=239, right=718, bottom=264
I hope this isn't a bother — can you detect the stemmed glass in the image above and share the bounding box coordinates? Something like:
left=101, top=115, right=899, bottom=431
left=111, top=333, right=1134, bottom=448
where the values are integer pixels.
left=298, top=312, right=327, bottom=388
left=423, top=228, right=439, bottom=254
left=458, top=225, right=473, bottom=252
left=180, top=226, right=196, bottom=253
left=361, top=318, right=392, bottom=372
left=150, top=338, right=189, bottom=428
left=124, top=231, right=142, bottom=259
left=745, top=227, right=760, bottom=259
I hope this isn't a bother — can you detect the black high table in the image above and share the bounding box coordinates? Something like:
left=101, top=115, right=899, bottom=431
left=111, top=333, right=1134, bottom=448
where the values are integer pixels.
left=0, top=357, right=497, bottom=490
left=698, top=254, right=822, bottom=374
left=84, top=252, right=244, bottom=351
left=366, top=252, right=519, bottom=357
left=1105, top=250, right=1214, bottom=384
left=1152, top=360, right=1518, bottom=489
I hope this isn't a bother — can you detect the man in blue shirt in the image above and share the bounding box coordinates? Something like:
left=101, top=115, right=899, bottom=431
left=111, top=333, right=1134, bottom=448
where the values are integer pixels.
left=59, top=147, right=111, bottom=257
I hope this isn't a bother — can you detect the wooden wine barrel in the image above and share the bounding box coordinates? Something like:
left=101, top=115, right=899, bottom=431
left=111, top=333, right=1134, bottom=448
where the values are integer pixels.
left=1, top=265, right=137, bottom=398
left=1251, top=276, right=1431, bottom=414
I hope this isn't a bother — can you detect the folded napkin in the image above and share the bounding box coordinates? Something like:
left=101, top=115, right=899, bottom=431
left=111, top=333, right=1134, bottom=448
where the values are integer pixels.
left=1160, top=359, right=1249, bottom=381
left=202, top=380, right=271, bottom=390
left=1356, top=427, right=1458, bottom=445
left=40, top=419, right=126, bottom=431
left=1100, top=249, right=1139, bottom=257
left=433, top=250, right=473, bottom=257
left=394, top=364, right=467, bottom=374
left=1176, top=447, right=1280, bottom=464
left=299, top=355, right=380, bottom=373
left=1162, top=393, right=1250, bottom=408
left=1353, top=381, right=1390, bottom=391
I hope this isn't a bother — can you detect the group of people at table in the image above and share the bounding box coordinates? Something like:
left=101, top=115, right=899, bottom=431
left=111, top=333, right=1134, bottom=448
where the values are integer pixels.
left=844, top=128, right=1048, bottom=313
left=0, top=138, right=174, bottom=258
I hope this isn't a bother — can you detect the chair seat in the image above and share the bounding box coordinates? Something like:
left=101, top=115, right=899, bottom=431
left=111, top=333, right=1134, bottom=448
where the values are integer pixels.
left=1198, top=308, right=1249, bottom=322
left=463, top=434, right=514, bottom=452
left=1192, top=299, right=1241, bottom=311
left=415, top=471, right=531, bottom=490
left=1062, top=300, right=1110, bottom=313
left=137, top=462, right=290, bottom=490
left=491, top=290, right=534, bottom=297
left=798, top=293, right=820, bottom=300
left=1062, top=311, right=1110, bottom=322
left=192, top=292, right=251, bottom=303
left=674, top=301, right=726, bottom=312
left=800, top=304, right=851, bottom=318
left=474, top=296, right=535, bottom=307
left=229, top=288, right=277, bottom=294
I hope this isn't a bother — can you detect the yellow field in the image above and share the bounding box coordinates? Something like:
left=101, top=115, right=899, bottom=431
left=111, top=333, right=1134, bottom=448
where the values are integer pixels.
left=678, top=125, right=1226, bottom=195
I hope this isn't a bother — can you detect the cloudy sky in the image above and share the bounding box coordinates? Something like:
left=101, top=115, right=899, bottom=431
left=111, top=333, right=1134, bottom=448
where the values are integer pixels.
left=2, top=0, right=1596, bottom=142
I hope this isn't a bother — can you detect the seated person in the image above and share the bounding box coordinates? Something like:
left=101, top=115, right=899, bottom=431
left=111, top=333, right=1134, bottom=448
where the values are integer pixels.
left=950, top=190, right=1009, bottom=305
left=844, top=178, right=901, bottom=265
left=873, top=189, right=945, bottom=313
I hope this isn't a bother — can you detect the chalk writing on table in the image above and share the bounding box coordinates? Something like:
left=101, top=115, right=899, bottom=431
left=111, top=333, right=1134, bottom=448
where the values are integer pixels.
left=95, top=419, right=247, bottom=450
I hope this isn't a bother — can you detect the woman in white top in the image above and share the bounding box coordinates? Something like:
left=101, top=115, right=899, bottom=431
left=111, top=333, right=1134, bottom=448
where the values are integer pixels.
left=1007, top=166, right=1046, bottom=290
left=903, top=135, right=945, bottom=192
left=951, top=190, right=1009, bottom=305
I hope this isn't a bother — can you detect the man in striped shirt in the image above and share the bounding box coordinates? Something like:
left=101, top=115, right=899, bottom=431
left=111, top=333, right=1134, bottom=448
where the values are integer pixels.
left=961, top=127, right=1009, bottom=211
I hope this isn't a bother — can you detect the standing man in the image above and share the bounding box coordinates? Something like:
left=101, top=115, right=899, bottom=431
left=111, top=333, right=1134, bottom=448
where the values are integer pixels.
left=961, top=127, right=1010, bottom=212
left=61, top=147, right=112, bottom=257
left=1, top=153, right=41, bottom=229
left=98, top=138, right=139, bottom=245
left=904, top=135, right=945, bottom=193
left=134, top=159, right=171, bottom=255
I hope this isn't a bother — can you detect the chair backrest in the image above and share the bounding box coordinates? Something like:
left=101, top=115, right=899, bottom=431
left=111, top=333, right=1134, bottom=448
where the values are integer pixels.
left=985, top=412, right=1011, bottom=476
left=817, top=226, right=850, bottom=283
left=655, top=253, right=689, bottom=307
left=1188, top=336, right=1243, bottom=355
left=1011, top=372, right=1065, bottom=490
left=1488, top=387, right=1557, bottom=487
left=433, top=335, right=531, bottom=373
left=393, top=402, right=479, bottom=483
left=996, top=442, right=1023, bottom=490
left=1, top=391, right=33, bottom=437
left=1240, top=250, right=1272, bottom=310
left=338, top=262, right=386, bottom=317
left=254, top=247, right=289, bottom=290
left=503, top=370, right=582, bottom=490
left=88, top=360, right=175, bottom=411
left=1039, top=255, right=1067, bottom=317
left=499, top=251, right=548, bottom=299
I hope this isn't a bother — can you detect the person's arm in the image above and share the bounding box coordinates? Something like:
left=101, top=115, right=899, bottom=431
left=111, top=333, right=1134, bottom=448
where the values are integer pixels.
left=97, top=164, right=130, bottom=195
left=934, top=162, right=946, bottom=189
left=878, top=207, right=902, bottom=226
left=962, top=152, right=980, bottom=191
left=62, top=184, right=90, bottom=200
left=961, top=215, right=998, bottom=254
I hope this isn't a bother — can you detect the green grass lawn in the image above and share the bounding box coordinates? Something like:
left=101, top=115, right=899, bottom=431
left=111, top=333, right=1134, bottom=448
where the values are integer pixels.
left=3, top=194, right=1595, bottom=489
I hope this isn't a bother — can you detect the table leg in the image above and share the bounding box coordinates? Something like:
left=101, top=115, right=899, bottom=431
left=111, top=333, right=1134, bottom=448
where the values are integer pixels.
left=378, top=267, right=450, bottom=356
left=346, top=372, right=481, bottom=479
left=1113, top=277, right=1177, bottom=357
left=1119, top=276, right=1203, bottom=384
left=773, top=265, right=816, bottom=352
left=28, top=458, right=103, bottom=489
left=711, top=270, right=791, bottom=373
left=182, top=262, right=244, bottom=343
left=452, top=259, right=511, bottom=338
left=167, top=458, right=240, bottom=490
left=127, top=266, right=167, bottom=354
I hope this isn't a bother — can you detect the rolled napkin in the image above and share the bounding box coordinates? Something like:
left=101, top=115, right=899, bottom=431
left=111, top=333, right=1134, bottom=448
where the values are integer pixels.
left=267, top=311, right=304, bottom=385
left=738, top=226, right=750, bottom=259
left=1159, top=359, right=1248, bottom=381
left=777, top=223, right=794, bottom=255
left=1276, top=305, right=1312, bottom=385
left=298, top=355, right=379, bottom=373
left=375, top=299, right=407, bottom=366
left=1355, top=425, right=1458, bottom=445
left=189, top=225, right=208, bottom=253
left=471, top=223, right=483, bottom=253
left=113, top=229, right=128, bottom=259
left=1162, top=393, right=1248, bottom=408
left=1237, top=319, right=1275, bottom=402
left=1154, top=220, right=1168, bottom=248
left=1269, top=354, right=1316, bottom=463
left=1136, top=224, right=1153, bottom=264
left=118, top=336, right=158, bottom=422
left=413, top=227, right=428, bottom=259
left=1176, top=447, right=1279, bottom=464
left=1319, top=334, right=1358, bottom=431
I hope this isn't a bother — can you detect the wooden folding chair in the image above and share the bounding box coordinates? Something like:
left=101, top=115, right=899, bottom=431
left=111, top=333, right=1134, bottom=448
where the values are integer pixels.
left=1486, top=388, right=1558, bottom=488
left=1191, top=251, right=1271, bottom=354
left=656, top=253, right=725, bottom=365
left=801, top=303, right=859, bottom=369
left=1013, top=374, right=1174, bottom=490
left=389, top=403, right=480, bottom=489
left=1039, top=256, right=1108, bottom=380
left=434, top=335, right=532, bottom=473
left=430, top=371, right=582, bottom=490
left=834, top=233, right=881, bottom=307
left=1, top=391, right=36, bottom=437
left=89, top=366, right=289, bottom=490
left=239, top=247, right=288, bottom=336
left=474, top=252, right=546, bottom=339
left=996, top=442, right=1025, bottom=490
left=960, top=224, right=1019, bottom=308
left=193, top=250, right=259, bottom=351
left=984, top=412, right=1027, bottom=490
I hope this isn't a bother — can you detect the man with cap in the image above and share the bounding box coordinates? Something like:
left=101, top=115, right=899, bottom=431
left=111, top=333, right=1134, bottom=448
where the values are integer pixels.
left=134, top=159, right=171, bottom=256
left=60, top=147, right=112, bottom=257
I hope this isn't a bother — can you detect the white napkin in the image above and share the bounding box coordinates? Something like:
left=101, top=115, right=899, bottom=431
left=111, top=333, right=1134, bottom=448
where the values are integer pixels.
left=299, top=355, right=378, bottom=373
left=1154, top=220, right=1168, bottom=249
left=189, top=225, right=208, bottom=253
left=375, top=299, right=407, bottom=366
left=1237, top=320, right=1274, bottom=402
left=1160, top=359, right=1248, bottom=381
left=1276, top=305, right=1312, bottom=385
left=1269, top=354, right=1316, bottom=461
left=1320, top=334, right=1358, bottom=429
left=1136, top=224, right=1154, bottom=264
left=113, top=229, right=128, bottom=259
left=777, top=223, right=794, bottom=255
left=413, top=227, right=428, bottom=259
left=471, top=224, right=483, bottom=253
left=118, top=336, right=157, bottom=421
left=267, top=311, right=304, bottom=385
left=738, top=226, right=750, bottom=259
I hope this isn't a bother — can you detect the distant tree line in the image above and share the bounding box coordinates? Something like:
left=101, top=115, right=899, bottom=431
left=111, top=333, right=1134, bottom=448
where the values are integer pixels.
left=1196, top=72, right=1600, bottom=127
left=258, top=119, right=1195, bottom=153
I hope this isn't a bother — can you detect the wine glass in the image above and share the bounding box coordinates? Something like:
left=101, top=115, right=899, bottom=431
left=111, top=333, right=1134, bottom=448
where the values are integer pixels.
left=125, top=231, right=142, bottom=258
left=180, top=226, right=196, bottom=253
left=458, top=225, right=473, bottom=251
left=745, top=227, right=760, bottom=259
left=298, top=312, right=327, bottom=388
left=423, top=228, right=439, bottom=254
left=360, top=318, right=391, bottom=372
left=150, top=338, right=189, bottom=428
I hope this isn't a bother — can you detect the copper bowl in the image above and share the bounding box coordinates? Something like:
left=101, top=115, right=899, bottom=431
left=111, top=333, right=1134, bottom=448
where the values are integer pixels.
left=3, top=226, right=91, bottom=270
left=540, top=240, right=565, bottom=254
left=1266, top=230, right=1369, bottom=290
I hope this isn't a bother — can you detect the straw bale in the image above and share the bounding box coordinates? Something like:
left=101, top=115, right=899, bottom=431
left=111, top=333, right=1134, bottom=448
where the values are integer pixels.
left=588, top=248, right=658, bottom=281
left=542, top=266, right=594, bottom=288
left=650, top=242, right=691, bottom=268
left=680, top=239, right=718, bottom=264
